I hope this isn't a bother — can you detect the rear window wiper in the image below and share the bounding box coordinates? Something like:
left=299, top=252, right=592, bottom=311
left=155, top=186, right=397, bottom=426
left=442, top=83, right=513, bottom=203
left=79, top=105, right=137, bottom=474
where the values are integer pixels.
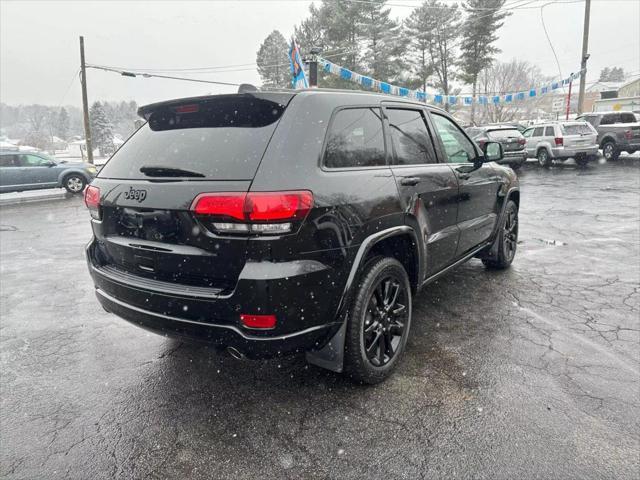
left=139, top=166, right=205, bottom=177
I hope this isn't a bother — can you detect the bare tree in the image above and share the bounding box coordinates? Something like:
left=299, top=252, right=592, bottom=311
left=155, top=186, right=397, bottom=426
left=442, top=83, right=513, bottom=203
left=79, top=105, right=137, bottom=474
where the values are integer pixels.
left=476, top=59, right=545, bottom=123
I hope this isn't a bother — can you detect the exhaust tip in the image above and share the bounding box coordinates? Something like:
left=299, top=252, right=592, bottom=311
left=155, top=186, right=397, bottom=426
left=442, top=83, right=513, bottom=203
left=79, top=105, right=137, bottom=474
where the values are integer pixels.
left=226, top=346, right=245, bottom=360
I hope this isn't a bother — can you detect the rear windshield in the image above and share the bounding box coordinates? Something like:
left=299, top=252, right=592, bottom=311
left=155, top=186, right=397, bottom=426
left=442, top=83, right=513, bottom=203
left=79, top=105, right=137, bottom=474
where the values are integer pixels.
left=561, top=124, right=594, bottom=135
left=487, top=129, right=522, bottom=139
left=98, top=97, right=285, bottom=180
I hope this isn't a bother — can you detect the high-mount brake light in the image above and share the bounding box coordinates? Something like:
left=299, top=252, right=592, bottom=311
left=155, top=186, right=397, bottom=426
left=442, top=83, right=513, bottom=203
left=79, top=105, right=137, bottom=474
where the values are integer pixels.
left=191, top=191, right=313, bottom=235
left=174, top=104, right=200, bottom=114
left=84, top=185, right=101, bottom=220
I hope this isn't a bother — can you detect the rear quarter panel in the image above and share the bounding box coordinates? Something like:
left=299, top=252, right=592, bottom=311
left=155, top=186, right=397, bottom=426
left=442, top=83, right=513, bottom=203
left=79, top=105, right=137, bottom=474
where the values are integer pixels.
left=250, top=92, right=404, bottom=302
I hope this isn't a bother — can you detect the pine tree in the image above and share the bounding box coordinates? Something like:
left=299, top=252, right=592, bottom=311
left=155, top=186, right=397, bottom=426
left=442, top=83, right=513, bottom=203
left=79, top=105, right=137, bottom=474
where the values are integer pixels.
left=459, top=0, right=510, bottom=123
left=360, top=0, right=406, bottom=84
left=90, top=101, right=114, bottom=156
left=56, top=107, right=69, bottom=140
left=599, top=67, right=611, bottom=82
left=406, top=0, right=460, bottom=108
left=404, top=4, right=434, bottom=94
left=256, top=30, right=290, bottom=88
left=609, top=67, right=625, bottom=82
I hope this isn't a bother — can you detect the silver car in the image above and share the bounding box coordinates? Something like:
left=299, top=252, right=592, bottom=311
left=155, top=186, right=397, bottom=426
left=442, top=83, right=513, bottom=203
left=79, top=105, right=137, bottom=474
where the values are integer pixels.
left=523, top=121, right=598, bottom=167
left=0, top=151, right=97, bottom=194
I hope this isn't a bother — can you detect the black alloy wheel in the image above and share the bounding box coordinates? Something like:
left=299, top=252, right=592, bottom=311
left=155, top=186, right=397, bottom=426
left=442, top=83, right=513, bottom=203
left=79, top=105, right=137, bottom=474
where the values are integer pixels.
left=502, top=202, right=518, bottom=263
left=363, top=275, right=408, bottom=367
left=344, top=257, right=412, bottom=384
left=483, top=199, right=518, bottom=270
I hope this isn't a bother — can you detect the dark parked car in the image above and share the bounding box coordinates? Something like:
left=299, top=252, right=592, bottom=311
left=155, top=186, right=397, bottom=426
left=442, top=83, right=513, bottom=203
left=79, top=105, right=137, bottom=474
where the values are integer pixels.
left=85, top=90, right=519, bottom=383
left=465, top=125, right=527, bottom=169
left=576, top=111, right=640, bottom=161
left=0, top=150, right=96, bottom=193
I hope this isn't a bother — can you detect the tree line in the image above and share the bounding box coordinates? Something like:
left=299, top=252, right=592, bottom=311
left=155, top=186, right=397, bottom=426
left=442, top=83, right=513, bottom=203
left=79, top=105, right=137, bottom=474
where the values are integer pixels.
left=257, top=0, right=512, bottom=122
left=0, top=100, right=139, bottom=154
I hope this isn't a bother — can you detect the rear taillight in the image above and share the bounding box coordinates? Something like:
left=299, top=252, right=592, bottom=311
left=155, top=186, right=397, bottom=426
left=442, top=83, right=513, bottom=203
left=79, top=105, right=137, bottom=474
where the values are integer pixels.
left=192, top=190, right=313, bottom=235
left=240, top=314, right=276, bottom=329
left=84, top=185, right=101, bottom=220
left=624, top=130, right=633, bottom=140
left=554, top=137, right=564, bottom=146
left=518, top=138, right=526, bottom=145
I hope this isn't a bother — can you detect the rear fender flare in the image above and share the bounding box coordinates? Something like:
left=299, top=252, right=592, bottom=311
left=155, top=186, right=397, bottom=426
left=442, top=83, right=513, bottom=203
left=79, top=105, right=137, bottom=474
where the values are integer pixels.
left=305, top=225, right=418, bottom=373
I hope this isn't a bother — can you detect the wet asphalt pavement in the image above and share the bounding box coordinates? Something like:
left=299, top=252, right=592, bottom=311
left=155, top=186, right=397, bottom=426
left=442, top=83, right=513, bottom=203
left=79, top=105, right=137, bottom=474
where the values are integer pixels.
left=1, top=158, right=639, bottom=479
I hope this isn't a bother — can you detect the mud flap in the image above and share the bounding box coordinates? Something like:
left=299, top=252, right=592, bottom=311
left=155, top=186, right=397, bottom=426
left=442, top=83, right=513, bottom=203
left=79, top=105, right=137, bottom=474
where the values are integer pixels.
left=305, top=320, right=347, bottom=373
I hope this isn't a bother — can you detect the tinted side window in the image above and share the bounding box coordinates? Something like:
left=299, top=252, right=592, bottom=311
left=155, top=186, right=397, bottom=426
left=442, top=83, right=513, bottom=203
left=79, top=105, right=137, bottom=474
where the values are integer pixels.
left=533, top=127, right=544, bottom=137
left=600, top=114, right=619, bottom=125
left=324, top=108, right=386, bottom=168
left=620, top=113, right=636, bottom=123
left=431, top=114, right=477, bottom=164
left=386, top=109, right=437, bottom=165
left=0, top=155, right=19, bottom=167
left=582, top=116, right=598, bottom=127
left=544, top=126, right=555, bottom=136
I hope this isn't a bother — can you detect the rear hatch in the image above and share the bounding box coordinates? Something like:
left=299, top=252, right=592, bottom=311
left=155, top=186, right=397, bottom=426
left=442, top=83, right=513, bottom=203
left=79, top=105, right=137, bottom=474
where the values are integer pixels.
left=91, top=93, right=293, bottom=292
left=560, top=122, right=597, bottom=149
left=486, top=128, right=525, bottom=152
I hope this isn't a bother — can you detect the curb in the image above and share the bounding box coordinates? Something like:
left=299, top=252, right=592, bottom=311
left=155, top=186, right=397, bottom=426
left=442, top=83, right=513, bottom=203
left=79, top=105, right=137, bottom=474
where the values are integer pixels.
left=0, top=190, right=72, bottom=207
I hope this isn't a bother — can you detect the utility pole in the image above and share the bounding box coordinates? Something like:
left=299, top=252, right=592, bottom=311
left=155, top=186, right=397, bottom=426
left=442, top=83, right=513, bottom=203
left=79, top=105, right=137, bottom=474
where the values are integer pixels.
left=79, top=36, right=94, bottom=164
left=577, top=0, right=591, bottom=115
left=307, top=47, right=321, bottom=88
left=565, top=78, right=573, bottom=120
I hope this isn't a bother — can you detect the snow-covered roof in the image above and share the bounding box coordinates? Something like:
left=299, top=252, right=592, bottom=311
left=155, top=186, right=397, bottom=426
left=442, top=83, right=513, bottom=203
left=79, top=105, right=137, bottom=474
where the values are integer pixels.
left=586, top=81, right=625, bottom=93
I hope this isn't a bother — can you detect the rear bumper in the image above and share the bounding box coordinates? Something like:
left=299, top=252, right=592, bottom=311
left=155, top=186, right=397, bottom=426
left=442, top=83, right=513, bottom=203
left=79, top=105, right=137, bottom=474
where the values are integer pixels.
left=95, top=288, right=337, bottom=358
left=620, top=142, right=640, bottom=152
left=497, top=151, right=526, bottom=166
left=86, top=241, right=344, bottom=358
left=552, top=146, right=598, bottom=159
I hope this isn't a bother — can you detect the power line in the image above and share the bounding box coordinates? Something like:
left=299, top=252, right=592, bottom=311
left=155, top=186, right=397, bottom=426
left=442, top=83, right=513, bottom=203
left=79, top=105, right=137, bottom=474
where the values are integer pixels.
left=86, top=64, right=241, bottom=87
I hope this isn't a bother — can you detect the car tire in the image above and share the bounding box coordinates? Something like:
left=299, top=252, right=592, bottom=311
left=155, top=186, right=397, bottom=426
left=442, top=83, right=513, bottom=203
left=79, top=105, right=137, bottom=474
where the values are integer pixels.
left=602, top=141, right=619, bottom=161
left=483, top=200, right=518, bottom=270
left=344, top=256, right=412, bottom=385
left=537, top=149, right=552, bottom=168
left=63, top=173, right=87, bottom=194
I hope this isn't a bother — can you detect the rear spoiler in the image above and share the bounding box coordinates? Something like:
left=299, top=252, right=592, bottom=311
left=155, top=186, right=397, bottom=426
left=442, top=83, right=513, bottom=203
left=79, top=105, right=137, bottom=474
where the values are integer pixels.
left=137, top=92, right=297, bottom=120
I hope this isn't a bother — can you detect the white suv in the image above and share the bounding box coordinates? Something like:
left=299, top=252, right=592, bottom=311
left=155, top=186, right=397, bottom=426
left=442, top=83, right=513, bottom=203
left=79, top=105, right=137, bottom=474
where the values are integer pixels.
left=523, top=121, right=598, bottom=167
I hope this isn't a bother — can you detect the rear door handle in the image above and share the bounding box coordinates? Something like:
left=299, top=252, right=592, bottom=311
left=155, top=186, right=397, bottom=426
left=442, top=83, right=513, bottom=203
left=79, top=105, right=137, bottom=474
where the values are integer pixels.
left=400, top=177, right=421, bottom=186
left=457, top=173, right=470, bottom=180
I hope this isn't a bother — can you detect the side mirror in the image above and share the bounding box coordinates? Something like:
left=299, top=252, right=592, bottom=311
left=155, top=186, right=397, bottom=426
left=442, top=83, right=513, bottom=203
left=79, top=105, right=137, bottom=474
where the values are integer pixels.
left=483, top=141, right=503, bottom=162
left=46, top=161, right=56, bottom=167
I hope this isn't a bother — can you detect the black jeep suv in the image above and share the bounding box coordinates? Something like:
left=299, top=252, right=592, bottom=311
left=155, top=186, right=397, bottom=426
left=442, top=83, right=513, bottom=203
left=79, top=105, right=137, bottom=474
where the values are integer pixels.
left=85, top=90, right=519, bottom=383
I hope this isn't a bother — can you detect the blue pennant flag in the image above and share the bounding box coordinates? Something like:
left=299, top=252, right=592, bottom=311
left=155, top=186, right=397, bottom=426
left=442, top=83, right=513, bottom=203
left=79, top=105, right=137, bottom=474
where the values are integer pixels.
left=516, top=92, right=525, bottom=101
left=361, top=76, right=373, bottom=88
left=380, top=82, right=391, bottom=94
left=340, top=68, right=352, bottom=81
left=289, top=39, right=308, bottom=89
left=552, top=82, right=559, bottom=90
left=529, top=89, right=537, bottom=97
left=505, top=94, right=513, bottom=103
left=492, top=95, right=500, bottom=105
left=434, top=94, right=443, bottom=104
left=479, top=96, right=488, bottom=105
left=448, top=96, right=457, bottom=105
left=463, top=97, right=473, bottom=105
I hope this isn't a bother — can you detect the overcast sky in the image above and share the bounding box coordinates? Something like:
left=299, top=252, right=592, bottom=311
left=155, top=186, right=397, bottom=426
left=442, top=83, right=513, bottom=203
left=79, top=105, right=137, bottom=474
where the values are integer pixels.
left=1, top=0, right=638, bottom=107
